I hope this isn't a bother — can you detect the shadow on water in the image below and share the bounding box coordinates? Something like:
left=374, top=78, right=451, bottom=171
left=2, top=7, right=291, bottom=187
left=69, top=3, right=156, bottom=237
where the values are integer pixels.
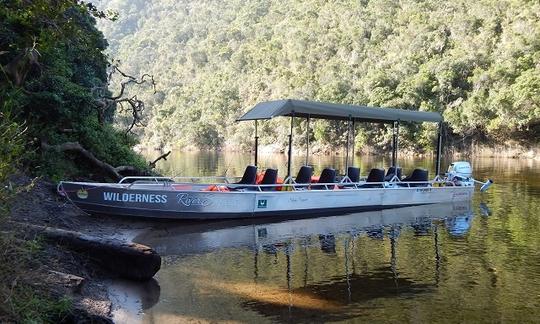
left=241, top=267, right=434, bottom=323
left=109, top=278, right=161, bottom=323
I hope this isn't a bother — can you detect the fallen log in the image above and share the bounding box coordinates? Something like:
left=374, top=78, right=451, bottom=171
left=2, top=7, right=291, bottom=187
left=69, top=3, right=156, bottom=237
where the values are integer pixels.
left=13, top=222, right=161, bottom=281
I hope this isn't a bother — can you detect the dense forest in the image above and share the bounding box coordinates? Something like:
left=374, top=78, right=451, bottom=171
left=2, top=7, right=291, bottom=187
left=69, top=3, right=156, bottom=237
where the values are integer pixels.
left=94, top=0, right=540, bottom=153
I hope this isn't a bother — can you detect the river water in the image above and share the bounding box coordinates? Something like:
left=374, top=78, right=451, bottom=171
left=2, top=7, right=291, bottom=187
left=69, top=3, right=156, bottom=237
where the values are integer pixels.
left=112, top=151, right=540, bottom=323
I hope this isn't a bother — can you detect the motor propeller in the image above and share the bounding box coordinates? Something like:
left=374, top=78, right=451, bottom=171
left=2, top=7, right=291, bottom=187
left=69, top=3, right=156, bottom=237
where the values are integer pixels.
left=472, top=178, right=493, bottom=192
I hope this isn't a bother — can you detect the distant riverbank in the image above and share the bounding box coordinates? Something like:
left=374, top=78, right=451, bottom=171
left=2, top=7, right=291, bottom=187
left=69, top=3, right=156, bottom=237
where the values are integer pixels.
left=136, top=143, right=540, bottom=160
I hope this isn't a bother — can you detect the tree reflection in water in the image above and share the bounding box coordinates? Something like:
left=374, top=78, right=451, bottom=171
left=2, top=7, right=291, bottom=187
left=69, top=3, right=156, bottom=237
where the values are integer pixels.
left=131, top=202, right=481, bottom=322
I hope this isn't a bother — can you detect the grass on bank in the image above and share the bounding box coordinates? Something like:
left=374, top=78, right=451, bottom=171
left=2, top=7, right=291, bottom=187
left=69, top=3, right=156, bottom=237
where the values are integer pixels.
left=0, top=224, right=73, bottom=323
left=0, top=114, right=73, bottom=322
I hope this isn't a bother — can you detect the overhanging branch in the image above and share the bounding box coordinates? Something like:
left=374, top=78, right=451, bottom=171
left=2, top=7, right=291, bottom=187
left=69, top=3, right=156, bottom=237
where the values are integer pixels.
left=41, top=141, right=123, bottom=180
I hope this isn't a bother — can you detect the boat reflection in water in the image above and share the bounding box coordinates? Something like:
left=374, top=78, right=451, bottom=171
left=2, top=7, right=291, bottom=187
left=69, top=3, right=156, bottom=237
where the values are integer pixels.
left=135, top=202, right=473, bottom=256
left=132, top=202, right=475, bottom=323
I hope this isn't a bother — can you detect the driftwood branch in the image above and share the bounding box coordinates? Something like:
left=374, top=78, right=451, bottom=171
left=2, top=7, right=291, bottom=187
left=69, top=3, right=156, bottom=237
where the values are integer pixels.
left=149, top=150, right=171, bottom=169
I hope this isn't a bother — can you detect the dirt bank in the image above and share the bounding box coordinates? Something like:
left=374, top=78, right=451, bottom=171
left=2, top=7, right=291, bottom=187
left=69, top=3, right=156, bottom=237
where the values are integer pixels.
left=5, top=175, right=156, bottom=322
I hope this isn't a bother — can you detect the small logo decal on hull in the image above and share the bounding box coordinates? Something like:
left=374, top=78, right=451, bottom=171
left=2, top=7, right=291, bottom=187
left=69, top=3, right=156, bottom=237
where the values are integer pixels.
left=77, top=189, right=88, bottom=199
left=257, top=199, right=267, bottom=208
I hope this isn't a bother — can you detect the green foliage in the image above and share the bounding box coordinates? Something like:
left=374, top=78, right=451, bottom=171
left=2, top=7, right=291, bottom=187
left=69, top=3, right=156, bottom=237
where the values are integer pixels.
left=96, top=0, right=540, bottom=152
left=0, top=2, right=144, bottom=322
left=0, top=226, right=73, bottom=323
left=0, top=0, right=146, bottom=179
left=24, top=237, right=44, bottom=255
left=0, top=108, right=26, bottom=182
left=0, top=100, right=24, bottom=223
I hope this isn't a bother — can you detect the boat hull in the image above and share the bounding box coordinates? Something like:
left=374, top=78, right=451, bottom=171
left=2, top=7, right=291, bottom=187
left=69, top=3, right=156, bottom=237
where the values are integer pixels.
left=60, top=182, right=475, bottom=219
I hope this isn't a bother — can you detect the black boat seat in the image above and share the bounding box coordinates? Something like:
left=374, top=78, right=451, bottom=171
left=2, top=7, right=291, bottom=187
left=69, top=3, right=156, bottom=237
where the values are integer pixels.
left=400, top=168, right=429, bottom=187
left=338, top=166, right=360, bottom=188
left=346, top=166, right=361, bottom=183
left=359, top=168, right=385, bottom=188
left=229, top=165, right=257, bottom=190
left=312, top=168, right=336, bottom=190
left=236, top=165, right=257, bottom=184
left=384, top=166, right=402, bottom=181
left=294, top=166, right=313, bottom=189
left=259, top=168, right=278, bottom=191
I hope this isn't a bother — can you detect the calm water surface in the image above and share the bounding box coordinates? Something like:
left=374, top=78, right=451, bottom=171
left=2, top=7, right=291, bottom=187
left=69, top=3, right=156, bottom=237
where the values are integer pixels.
left=114, top=152, right=540, bottom=323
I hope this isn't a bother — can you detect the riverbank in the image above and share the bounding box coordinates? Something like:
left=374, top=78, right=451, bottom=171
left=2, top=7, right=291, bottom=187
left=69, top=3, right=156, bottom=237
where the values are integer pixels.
left=1, top=174, right=156, bottom=322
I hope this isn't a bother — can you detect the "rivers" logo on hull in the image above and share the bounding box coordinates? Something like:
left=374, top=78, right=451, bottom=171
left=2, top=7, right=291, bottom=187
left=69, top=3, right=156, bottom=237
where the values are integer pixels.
left=176, top=193, right=212, bottom=207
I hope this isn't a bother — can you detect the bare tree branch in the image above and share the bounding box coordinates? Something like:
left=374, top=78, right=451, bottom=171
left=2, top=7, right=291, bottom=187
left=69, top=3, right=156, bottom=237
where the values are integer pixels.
left=92, top=62, right=156, bottom=134
left=149, top=150, right=171, bottom=169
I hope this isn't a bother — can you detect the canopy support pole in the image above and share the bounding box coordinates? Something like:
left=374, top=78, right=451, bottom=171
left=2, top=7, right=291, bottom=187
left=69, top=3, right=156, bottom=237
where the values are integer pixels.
left=286, top=112, right=295, bottom=180
left=392, top=122, right=397, bottom=167
left=305, top=116, right=310, bottom=166
left=394, top=121, right=400, bottom=167
left=351, top=120, right=356, bottom=167
left=254, top=120, right=259, bottom=167
left=435, top=122, right=443, bottom=176
left=345, top=116, right=351, bottom=175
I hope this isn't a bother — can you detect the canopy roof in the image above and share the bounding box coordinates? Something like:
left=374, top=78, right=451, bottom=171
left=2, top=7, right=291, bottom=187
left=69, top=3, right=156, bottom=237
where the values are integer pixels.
left=237, top=99, right=442, bottom=123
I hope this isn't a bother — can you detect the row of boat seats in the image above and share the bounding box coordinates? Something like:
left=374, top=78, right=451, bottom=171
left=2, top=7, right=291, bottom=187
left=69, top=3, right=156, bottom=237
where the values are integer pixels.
left=234, top=165, right=333, bottom=190
left=294, top=166, right=339, bottom=190
left=234, top=165, right=429, bottom=190
left=294, top=166, right=428, bottom=187
left=362, top=167, right=429, bottom=187
left=233, top=165, right=278, bottom=191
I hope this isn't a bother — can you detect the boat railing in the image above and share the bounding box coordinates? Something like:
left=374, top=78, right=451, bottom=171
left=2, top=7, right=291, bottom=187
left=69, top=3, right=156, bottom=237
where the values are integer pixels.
left=119, top=175, right=241, bottom=184
left=121, top=177, right=456, bottom=191
left=223, top=178, right=456, bottom=191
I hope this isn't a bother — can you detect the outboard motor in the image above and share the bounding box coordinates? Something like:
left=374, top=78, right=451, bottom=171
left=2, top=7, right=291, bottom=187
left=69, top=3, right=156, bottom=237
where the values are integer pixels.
left=447, top=161, right=472, bottom=180
left=447, top=161, right=494, bottom=191
left=446, top=161, right=474, bottom=186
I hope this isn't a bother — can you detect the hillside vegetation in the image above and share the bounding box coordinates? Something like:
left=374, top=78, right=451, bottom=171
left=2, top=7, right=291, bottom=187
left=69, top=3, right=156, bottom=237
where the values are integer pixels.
left=95, top=0, right=540, bottom=153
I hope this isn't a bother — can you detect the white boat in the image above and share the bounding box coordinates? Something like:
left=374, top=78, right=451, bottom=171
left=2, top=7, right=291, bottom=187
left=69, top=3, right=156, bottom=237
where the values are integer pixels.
left=58, top=99, right=492, bottom=219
